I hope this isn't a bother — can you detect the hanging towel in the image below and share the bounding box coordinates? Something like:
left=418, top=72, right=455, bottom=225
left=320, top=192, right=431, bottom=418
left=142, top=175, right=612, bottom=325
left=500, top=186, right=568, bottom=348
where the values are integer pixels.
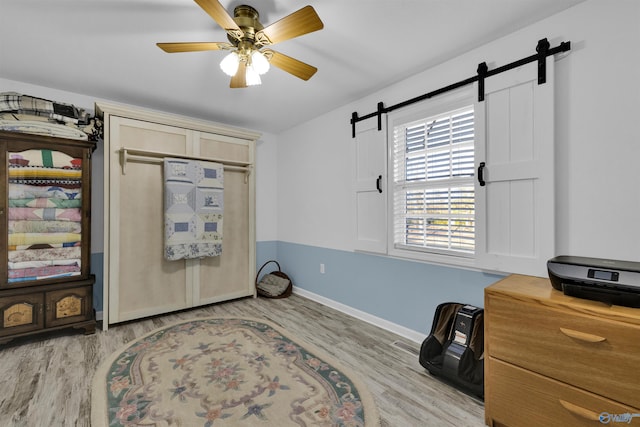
left=164, top=158, right=224, bottom=261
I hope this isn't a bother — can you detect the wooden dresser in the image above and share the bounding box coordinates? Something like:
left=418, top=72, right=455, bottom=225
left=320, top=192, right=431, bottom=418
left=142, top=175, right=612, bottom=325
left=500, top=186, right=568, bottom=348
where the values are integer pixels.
left=484, top=274, right=640, bottom=427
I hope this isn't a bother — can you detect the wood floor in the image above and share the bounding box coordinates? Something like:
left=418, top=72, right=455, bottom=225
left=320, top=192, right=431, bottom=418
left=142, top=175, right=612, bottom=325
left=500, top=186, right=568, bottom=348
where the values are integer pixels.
left=0, top=294, right=485, bottom=426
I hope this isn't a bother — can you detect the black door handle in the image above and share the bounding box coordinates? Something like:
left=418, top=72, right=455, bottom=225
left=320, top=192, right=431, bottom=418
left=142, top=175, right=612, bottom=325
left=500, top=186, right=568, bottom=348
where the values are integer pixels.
left=478, top=162, right=486, bottom=186
left=376, top=175, right=382, bottom=193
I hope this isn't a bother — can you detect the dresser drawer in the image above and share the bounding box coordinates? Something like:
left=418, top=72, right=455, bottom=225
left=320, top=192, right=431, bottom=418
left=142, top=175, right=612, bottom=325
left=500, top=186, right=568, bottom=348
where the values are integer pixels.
left=0, top=294, right=44, bottom=336
left=486, top=293, right=640, bottom=409
left=45, top=286, right=93, bottom=328
left=486, top=357, right=640, bottom=427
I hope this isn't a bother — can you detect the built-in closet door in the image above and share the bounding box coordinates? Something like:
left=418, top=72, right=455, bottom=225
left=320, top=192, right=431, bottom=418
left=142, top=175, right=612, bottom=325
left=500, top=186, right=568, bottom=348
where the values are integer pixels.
left=102, top=107, right=259, bottom=327
left=196, top=132, right=255, bottom=304
left=108, top=117, right=192, bottom=323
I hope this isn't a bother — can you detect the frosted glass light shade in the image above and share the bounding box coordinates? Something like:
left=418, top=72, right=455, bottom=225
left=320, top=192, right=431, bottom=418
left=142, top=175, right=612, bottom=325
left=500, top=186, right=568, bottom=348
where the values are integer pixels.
left=246, top=65, right=262, bottom=86
left=251, top=50, right=270, bottom=75
left=220, top=52, right=240, bottom=76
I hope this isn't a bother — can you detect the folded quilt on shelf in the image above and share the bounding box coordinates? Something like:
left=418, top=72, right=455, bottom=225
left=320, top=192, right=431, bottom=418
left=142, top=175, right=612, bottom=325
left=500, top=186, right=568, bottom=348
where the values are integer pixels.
left=8, top=265, right=80, bottom=282
left=8, top=184, right=82, bottom=200
left=8, top=207, right=82, bottom=222
left=9, top=220, right=82, bottom=234
left=8, top=232, right=81, bottom=246
left=8, top=166, right=82, bottom=180
left=164, top=158, right=224, bottom=261
left=8, top=246, right=81, bottom=263
left=8, top=242, right=80, bottom=251
left=8, top=148, right=80, bottom=168
left=9, top=198, right=82, bottom=208
left=9, top=258, right=81, bottom=270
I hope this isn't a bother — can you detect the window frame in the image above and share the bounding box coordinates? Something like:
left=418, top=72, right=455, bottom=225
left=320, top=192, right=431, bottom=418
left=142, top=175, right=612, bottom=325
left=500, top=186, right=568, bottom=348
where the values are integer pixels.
left=387, top=86, right=477, bottom=268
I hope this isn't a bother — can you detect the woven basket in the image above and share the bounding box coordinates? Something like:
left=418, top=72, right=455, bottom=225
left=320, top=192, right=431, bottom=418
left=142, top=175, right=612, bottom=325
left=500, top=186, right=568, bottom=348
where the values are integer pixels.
left=255, top=260, right=293, bottom=299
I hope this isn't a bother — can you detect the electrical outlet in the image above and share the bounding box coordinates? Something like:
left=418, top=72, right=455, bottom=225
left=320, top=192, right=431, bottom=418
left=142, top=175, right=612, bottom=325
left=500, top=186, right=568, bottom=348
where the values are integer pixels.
left=320, top=263, right=325, bottom=274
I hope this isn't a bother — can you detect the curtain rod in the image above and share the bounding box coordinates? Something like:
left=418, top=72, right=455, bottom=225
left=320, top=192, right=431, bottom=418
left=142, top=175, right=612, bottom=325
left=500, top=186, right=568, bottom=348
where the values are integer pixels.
left=118, top=147, right=253, bottom=181
left=350, top=38, right=571, bottom=137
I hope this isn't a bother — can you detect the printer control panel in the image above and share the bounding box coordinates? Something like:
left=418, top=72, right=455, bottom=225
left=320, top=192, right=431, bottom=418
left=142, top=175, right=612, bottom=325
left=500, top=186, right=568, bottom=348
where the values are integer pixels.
left=587, top=269, right=619, bottom=282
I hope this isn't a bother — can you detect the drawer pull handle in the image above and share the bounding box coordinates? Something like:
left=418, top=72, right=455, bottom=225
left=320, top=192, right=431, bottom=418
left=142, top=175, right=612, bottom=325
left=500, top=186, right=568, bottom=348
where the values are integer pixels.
left=559, top=327, right=606, bottom=343
left=559, top=399, right=600, bottom=421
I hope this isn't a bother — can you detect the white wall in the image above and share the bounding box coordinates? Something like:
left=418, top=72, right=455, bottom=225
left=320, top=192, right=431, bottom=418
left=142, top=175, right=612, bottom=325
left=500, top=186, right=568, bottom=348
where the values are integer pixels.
left=255, top=132, right=278, bottom=242
left=276, top=0, right=640, bottom=263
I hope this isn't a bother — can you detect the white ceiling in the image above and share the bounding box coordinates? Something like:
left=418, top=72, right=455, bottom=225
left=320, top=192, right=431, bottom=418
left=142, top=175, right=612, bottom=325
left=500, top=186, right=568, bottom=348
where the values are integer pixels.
left=0, top=0, right=584, bottom=134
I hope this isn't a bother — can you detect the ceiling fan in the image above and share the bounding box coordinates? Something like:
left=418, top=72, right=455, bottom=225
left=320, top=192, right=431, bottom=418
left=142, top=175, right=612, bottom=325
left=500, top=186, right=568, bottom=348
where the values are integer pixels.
left=157, top=0, right=324, bottom=88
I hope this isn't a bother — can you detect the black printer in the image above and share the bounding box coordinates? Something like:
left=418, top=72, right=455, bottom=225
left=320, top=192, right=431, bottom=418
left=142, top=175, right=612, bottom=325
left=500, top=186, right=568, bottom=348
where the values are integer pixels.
left=547, top=256, right=640, bottom=308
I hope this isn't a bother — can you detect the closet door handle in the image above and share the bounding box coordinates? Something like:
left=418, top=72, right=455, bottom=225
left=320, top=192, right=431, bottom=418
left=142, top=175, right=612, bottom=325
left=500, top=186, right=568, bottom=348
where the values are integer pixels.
left=558, top=399, right=600, bottom=421
left=477, top=162, right=486, bottom=186
left=376, top=175, right=382, bottom=193
left=559, top=327, right=606, bottom=343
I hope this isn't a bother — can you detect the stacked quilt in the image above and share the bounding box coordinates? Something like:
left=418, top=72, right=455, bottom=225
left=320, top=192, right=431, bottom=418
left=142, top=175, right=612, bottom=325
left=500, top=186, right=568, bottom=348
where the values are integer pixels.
left=7, top=149, right=83, bottom=282
left=0, top=92, right=101, bottom=141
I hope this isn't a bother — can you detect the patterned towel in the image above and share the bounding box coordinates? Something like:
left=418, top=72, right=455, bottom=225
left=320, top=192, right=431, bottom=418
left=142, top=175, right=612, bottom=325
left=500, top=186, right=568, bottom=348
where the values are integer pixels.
left=164, top=158, right=224, bottom=260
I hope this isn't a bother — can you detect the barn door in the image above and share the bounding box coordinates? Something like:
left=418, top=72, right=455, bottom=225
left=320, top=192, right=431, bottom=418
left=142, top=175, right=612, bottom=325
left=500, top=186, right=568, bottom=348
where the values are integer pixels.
left=354, top=118, right=387, bottom=254
left=475, top=57, right=555, bottom=277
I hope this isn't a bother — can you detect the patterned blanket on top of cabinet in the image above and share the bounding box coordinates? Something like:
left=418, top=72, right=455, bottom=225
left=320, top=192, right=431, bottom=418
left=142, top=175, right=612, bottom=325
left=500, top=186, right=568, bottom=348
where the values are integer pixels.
left=7, top=148, right=83, bottom=283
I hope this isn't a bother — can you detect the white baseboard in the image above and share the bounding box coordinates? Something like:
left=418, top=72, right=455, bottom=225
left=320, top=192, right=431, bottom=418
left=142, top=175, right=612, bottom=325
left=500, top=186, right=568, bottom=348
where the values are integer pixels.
left=96, top=310, right=103, bottom=321
left=292, top=286, right=427, bottom=344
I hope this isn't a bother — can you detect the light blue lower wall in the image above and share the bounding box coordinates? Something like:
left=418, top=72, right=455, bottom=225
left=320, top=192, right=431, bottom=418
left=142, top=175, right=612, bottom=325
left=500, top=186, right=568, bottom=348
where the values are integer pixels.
left=268, top=241, right=504, bottom=334
left=92, top=242, right=504, bottom=334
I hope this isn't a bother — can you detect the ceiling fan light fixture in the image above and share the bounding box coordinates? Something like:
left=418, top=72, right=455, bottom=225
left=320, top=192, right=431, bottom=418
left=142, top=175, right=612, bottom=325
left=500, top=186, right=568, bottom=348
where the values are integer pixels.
left=220, top=52, right=240, bottom=76
left=246, top=65, right=262, bottom=86
left=157, top=1, right=323, bottom=88
left=251, top=50, right=270, bottom=75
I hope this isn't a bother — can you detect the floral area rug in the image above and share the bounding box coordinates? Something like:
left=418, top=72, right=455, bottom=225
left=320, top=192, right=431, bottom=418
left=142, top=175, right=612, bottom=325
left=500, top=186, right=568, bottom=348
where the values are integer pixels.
left=92, top=317, right=380, bottom=427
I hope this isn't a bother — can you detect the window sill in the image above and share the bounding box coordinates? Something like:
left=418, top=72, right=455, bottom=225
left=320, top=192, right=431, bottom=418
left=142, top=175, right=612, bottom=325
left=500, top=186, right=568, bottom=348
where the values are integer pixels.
left=387, top=246, right=477, bottom=271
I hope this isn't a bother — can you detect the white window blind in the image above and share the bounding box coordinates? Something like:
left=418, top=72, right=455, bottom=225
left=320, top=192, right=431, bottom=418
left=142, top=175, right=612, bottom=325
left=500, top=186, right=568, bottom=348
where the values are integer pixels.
left=392, top=106, right=475, bottom=255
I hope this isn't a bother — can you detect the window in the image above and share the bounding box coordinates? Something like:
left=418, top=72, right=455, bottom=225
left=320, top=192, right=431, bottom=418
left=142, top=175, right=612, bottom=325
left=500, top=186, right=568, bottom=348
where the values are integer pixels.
left=355, top=59, right=554, bottom=275
left=391, top=106, right=475, bottom=257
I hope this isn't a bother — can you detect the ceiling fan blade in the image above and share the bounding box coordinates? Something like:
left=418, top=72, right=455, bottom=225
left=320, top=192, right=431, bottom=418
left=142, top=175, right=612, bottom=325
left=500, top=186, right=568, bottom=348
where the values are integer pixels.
left=194, top=0, right=243, bottom=41
left=264, top=49, right=317, bottom=81
left=156, top=42, right=232, bottom=53
left=255, top=5, right=323, bottom=46
left=230, top=61, right=247, bottom=88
